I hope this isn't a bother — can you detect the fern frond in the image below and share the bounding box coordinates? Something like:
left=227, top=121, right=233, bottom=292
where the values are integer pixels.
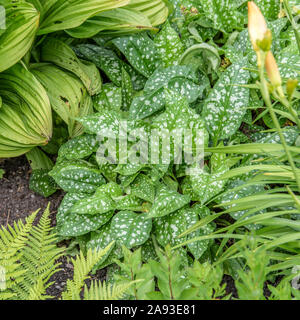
left=84, top=280, right=140, bottom=300
left=0, top=211, right=38, bottom=299
left=61, top=243, right=114, bottom=300
left=15, top=205, right=64, bottom=299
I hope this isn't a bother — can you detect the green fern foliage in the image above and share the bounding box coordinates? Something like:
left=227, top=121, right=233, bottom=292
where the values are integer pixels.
left=84, top=280, right=139, bottom=300
left=0, top=205, right=64, bottom=300
left=61, top=244, right=114, bottom=300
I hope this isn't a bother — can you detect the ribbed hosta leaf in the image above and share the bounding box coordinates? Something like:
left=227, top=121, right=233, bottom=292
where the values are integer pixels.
left=40, top=38, right=102, bottom=95
left=147, top=185, right=191, bottom=218
left=111, top=211, right=152, bottom=248
left=130, top=65, right=204, bottom=119
left=65, top=7, right=154, bottom=38
left=0, top=1, right=39, bottom=72
left=31, top=64, right=93, bottom=137
left=37, top=0, right=130, bottom=35
left=49, top=160, right=105, bottom=193
left=0, top=64, right=52, bottom=158
left=202, top=59, right=250, bottom=141
left=56, top=193, right=113, bottom=236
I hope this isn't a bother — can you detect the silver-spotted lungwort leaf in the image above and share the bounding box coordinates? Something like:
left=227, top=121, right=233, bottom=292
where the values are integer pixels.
left=56, top=193, right=114, bottom=236
left=200, top=0, right=245, bottom=33
left=183, top=169, right=228, bottom=205
left=75, top=44, right=124, bottom=86
left=111, top=211, right=152, bottom=248
left=49, top=160, right=106, bottom=193
left=121, top=68, right=134, bottom=111
left=93, top=84, right=122, bottom=111
left=57, top=134, right=99, bottom=161
left=95, top=182, right=123, bottom=198
left=154, top=206, right=214, bottom=259
left=70, top=193, right=115, bottom=215
left=202, top=59, right=250, bottom=142
left=113, top=34, right=160, bottom=78
left=130, top=174, right=155, bottom=203
left=75, top=44, right=147, bottom=90
left=147, top=185, right=191, bottom=219
left=154, top=21, right=185, bottom=68
left=254, top=0, right=280, bottom=20
left=130, top=65, right=204, bottom=119
left=115, top=195, right=144, bottom=211
left=29, top=169, right=58, bottom=197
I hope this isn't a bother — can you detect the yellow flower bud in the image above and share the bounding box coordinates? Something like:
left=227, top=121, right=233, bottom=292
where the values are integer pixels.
left=265, top=51, right=284, bottom=96
left=248, top=2, right=268, bottom=52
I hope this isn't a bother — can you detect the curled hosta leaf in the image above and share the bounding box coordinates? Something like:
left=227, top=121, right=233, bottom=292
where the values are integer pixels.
left=31, top=64, right=93, bottom=137
left=40, top=38, right=102, bottom=95
left=111, top=211, right=152, bottom=248
left=0, top=64, right=52, bottom=158
left=130, top=65, right=204, bottom=119
left=38, top=0, right=130, bottom=35
left=0, top=1, right=39, bottom=72
left=56, top=193, right=113, bottom=236
left=65, top=8, right=154, bottom=38
left=202, top=59, right=250, bottom=142
left=147, top=185, right=191, bottom=219
left=49, top=160, right=105, bottom=193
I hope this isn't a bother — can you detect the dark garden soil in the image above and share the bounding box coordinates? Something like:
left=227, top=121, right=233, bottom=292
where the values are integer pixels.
left=1, top=156, right=276, bottom=300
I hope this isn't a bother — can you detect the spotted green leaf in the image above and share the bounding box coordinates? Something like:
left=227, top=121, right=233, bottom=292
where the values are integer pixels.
left=115, top=195, right=144, bottom=211
left=29, top=169, right=58, bottom=197
left=70, top=193, right=115, bottom=215
left=111, top=211, right=152, bottom=248
left=130, top=174, right=155, bottom=203
left=56, top=193, right=113, bottom=236
left=147, top=185, right=191, bottom=218
left=113, top=34, right=160, bottom=78
left=202, top=59, right=250, bottom=141
left=49, top=160, right=105, bottom=193
left=93, top=84, right=122, bottom=112
left=130, top=65, right=204, bottom=119
left=58, top=134, right=99, bottom=161
left=154, top=21, right=184, bottom=68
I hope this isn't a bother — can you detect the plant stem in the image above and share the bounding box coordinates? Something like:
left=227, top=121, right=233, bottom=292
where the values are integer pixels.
left=258, top=51, right=300, bottom=192
left=274, top=94, right=300, bottom=130
left=283, top=0, right=300, bottom=55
